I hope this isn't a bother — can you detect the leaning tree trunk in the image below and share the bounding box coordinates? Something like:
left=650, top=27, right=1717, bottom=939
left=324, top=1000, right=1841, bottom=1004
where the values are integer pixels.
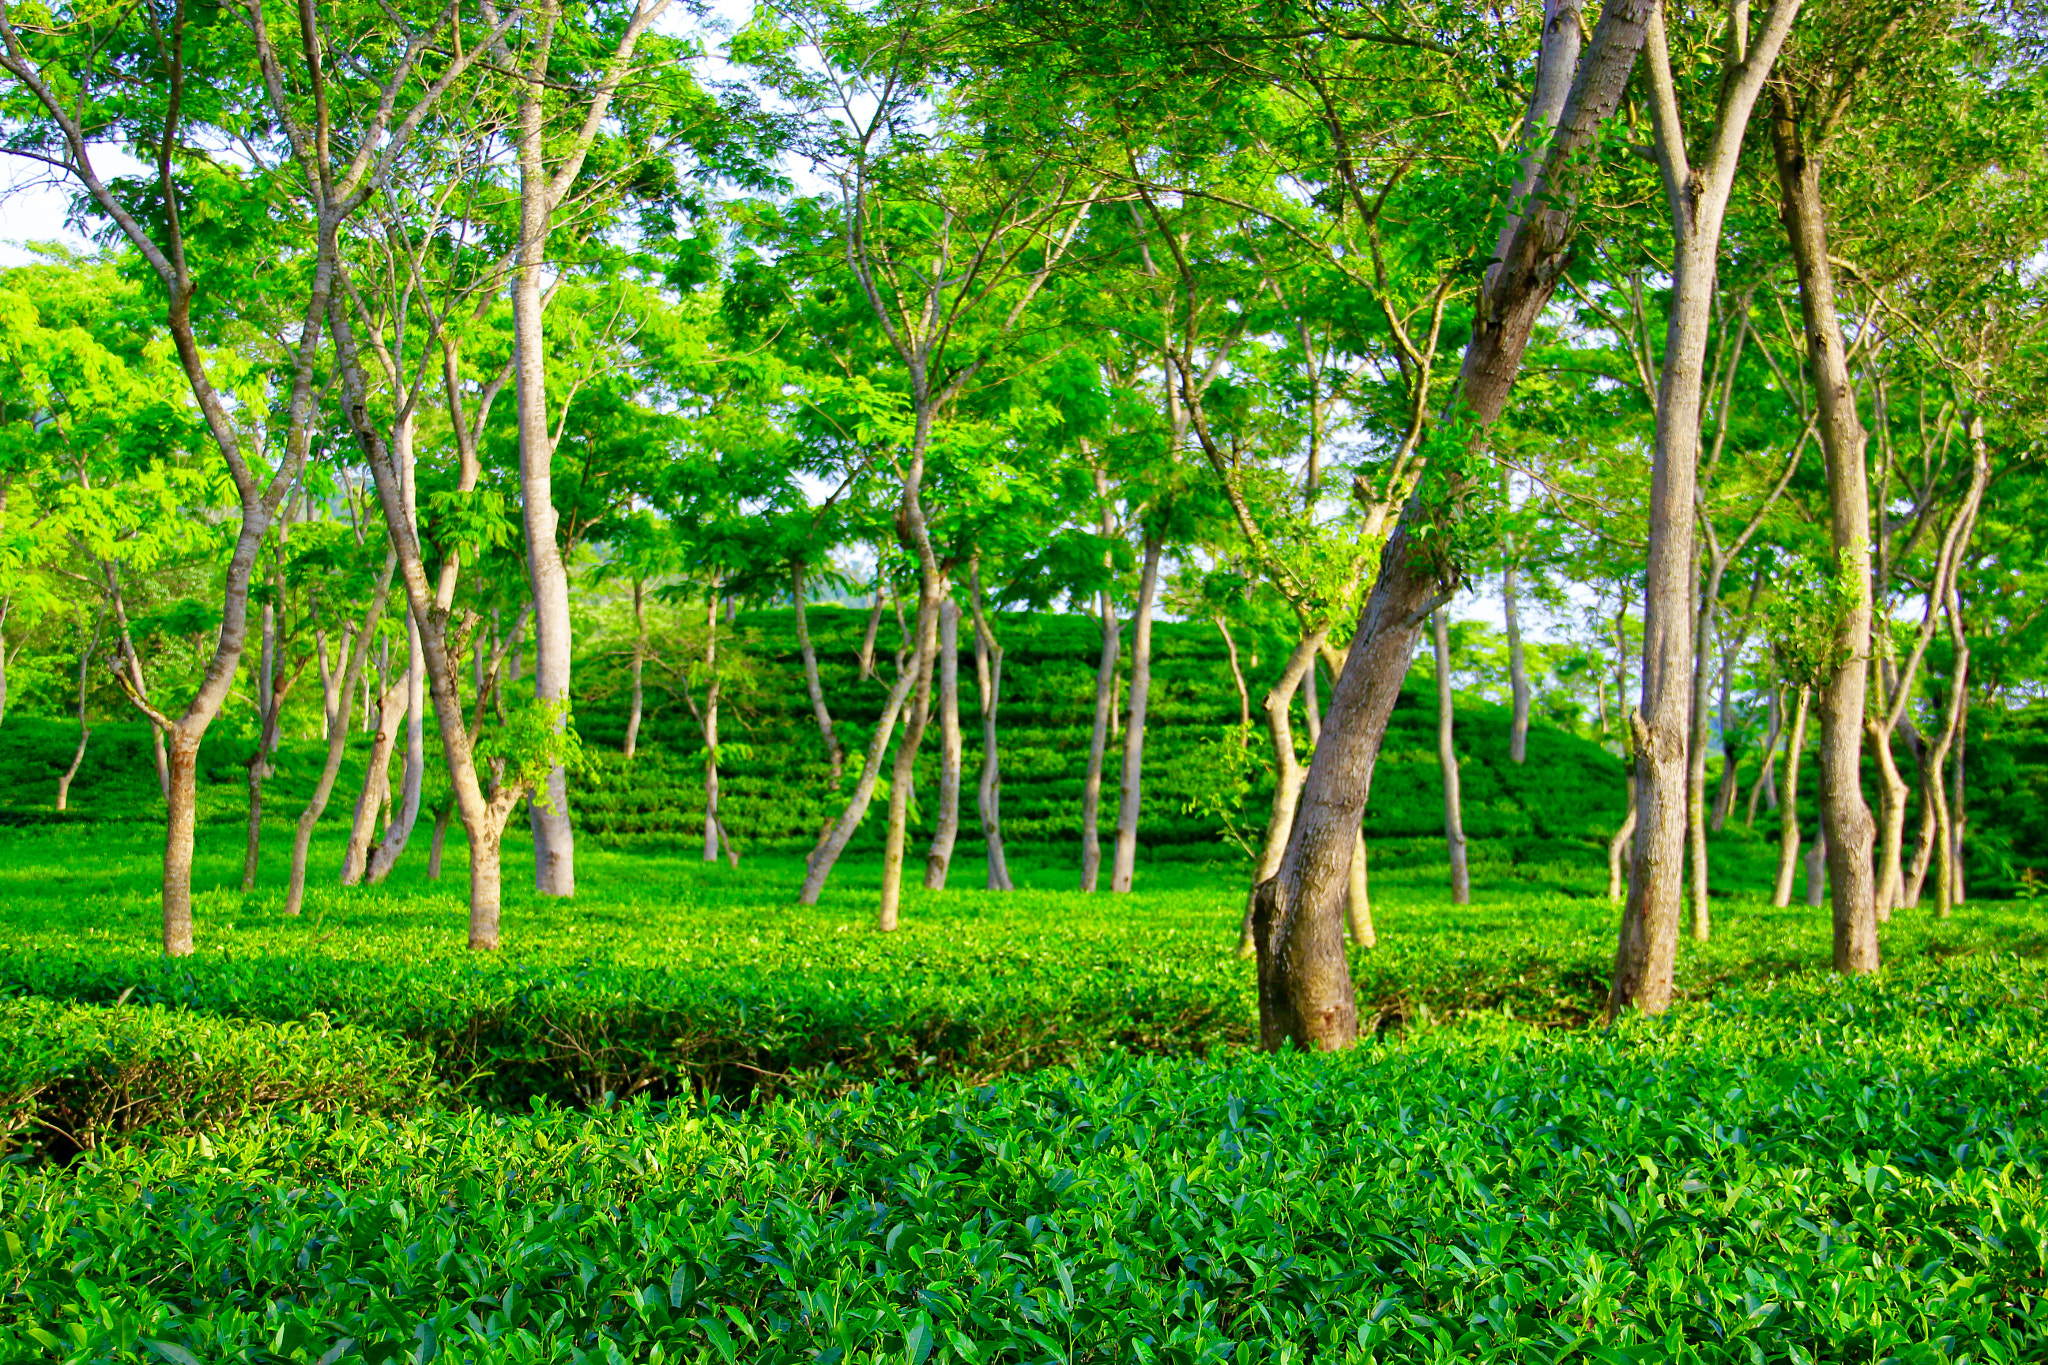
left=286, top=556, right=395, bottom=917
left=242, top=656, right=299, bottom=892
left=799, top=644, right=923, bottom=904
left=55, top=610, right=99, bottom=812
left=1111, top=532, right=1163, bottom=893
left=1504, top=561, right=1531, bottom=763
left=1771, top=89, right=1878, bottom=975
left=1432, top=609, right=1471, bottom=904
left=967, top=564, right=1013, bottom=891
left=924, top=597, right=964, bottom=888
left=792, top=561, right=844, bottom=785
left=1216, top=615, right=1253, bottom=731
left=343, top=681, right=405, bottom=885
left=1345, top=828, right=1374, bottom=948
left=1745, top=684, right=1784, bottom=826
left=1255, top=0, right=1656, bottom=1051
left=1079, top=585, right=1121, bottom=891
left=1772, top=685, right=1811, bottom=908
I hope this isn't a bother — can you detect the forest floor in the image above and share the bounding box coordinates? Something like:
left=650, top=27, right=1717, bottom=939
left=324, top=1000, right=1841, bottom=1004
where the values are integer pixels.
left=3, top=826, right=2046, bottom=1361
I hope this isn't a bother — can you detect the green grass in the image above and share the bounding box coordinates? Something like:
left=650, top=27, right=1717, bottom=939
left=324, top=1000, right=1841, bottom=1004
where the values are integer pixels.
left=4, top=827, right=2048, bottom=1361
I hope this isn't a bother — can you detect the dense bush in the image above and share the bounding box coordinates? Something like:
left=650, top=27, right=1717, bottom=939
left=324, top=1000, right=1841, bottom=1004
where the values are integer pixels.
left=0, top=997, right=431, bottom=1157
left=1, top=961, right=2043, bottom=1363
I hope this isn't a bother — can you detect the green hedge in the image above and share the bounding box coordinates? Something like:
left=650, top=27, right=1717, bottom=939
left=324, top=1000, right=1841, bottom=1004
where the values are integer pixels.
left=0, top=997, right=431, bottom=1156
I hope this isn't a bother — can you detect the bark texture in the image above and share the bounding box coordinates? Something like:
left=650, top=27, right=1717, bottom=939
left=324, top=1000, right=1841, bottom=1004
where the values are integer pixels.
left=924, top=597, right=963, bottom=889
left=1111, top=533, right=1162, bottom=893
left=1432, top=609, right=1470, bottom=903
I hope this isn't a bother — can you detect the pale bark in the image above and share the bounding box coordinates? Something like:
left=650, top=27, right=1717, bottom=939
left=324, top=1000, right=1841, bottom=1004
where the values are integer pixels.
left=1216, top=615, right=1253, bottom=732
left=1080, top=585, right=1121, bottom=892
left=1607, top=800, right=1638, bottom=903
left=1772, top=685, right=1811, bottom=907
left=506, top=0, right=670, bottom=900
left=624, top=576, right=646, bottom=759
left=343, top=679, right=405, bottom=885
left=1504, top=562, right=1531, bottom=763
left=1770, top=83, right=1878, bottom=974
left=857, top=573, right=885, bottom=681
left=967, top=563, right=1013, bottom=891
left=104, top=570, right=169, bottom=800
left=1111, top=533, right=1163, bottom=893
left=365, top=577, right=426, bottom=882
left=1236, top=635, right=1326, bottom=958
left=427, top=798, right=452, bottom=881
left=55, top=607, right=101, bottom=812
left=242, top=620, right=301, bottom=892
left=695, top=588, right=737, bottom=867
left=1432, top=610, right=1471, bottom=903
left=1256, top=0, right=1654, bottom=1051
left=878, top=585, right=940, bottom=931
left=1345, top=828, right=1374, bottom=948
left=924, top=597, right=963, bottom=888
left=800, top=645, right=922, bottom=903
left=1746, top=684, right=1784, bottom=825
left=792, top=561, right=844, bottom=785
left=1613, top=0, right=1803, bottom=1015
left=287, top=557, right=396, bottom=918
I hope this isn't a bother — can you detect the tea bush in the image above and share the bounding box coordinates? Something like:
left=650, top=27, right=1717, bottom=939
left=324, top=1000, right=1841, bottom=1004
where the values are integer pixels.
left=1, top=961, right=2043, bottom=1363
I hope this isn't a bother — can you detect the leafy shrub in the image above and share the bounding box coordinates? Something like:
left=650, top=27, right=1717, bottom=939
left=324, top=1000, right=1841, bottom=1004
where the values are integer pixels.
left=0, top=997, right=432, bottom=1157
left=1, top=960, right=2043, bottom=1363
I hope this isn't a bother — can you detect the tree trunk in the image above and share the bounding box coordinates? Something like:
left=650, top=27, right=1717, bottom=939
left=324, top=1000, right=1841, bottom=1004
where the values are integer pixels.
left=1432, top=609, right=1471, bottom=904
left=967, top=563, right=1013, bottom=891
left=799, top=640, right=923, bottom=903
left=1216, top=615, right=1252, bottom=732
left=1771, top=89, right=1878, bottom=975
left=857, top=569, right=885, bottom=681
left=1236, top=635, right=1325, bottom=959
left=242, top=654, right=299, bottom=893
left=624, top=575, right=646, bottom=759
left=1504, top=562, right=1531, bottom=763
left=343, top=681, right=404, bottom=885
left=1612, top=1, right=1802, bottom=1014
left=1710, top=622, right=1743, bottom=831
left=1686, top=577, right=1712, bottom=942
left=701, top=589, right=725, bottom=864
left=1345, top=828, right=1374, bottom=948
left=1255, top=0, right=1656, bottom=1051
left=365, top=608, right=426, bottom=884
left=287, top=557, right=395, bottom=917
left=56, top=725, right=90, bottom=811
left=1607, top=799, right=1637, bottom=902
left=1079, top=586, right=1121, bottom=891
left=793, top=561, right=844, bottom=785
left=1867, top=716, right=1908, bottom=920
left=1746, top=685, right=1783, bottom=826
left=1804, top=828, right=1828, bottom=908
left=924, top=598, right=964, bottom=888
left=1951, top=683, right=1969, bottom=904
left=1772, top=685, right=1811, bottom=908
left=428, top=798, right=452, bottom=881
left=56, top=608, right=99, bottom=812
left=1111, top=532, right=1163, bottom=893
left=878, top=587, right=941, bottom=931
left=161, top=733, right=201, bottom=956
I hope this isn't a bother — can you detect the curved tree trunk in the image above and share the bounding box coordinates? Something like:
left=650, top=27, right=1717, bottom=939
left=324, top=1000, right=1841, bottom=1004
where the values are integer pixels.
left=878, top=584, right=941, bottom=931
left=1432, top=609, right=1470, bottom=904
left=1772, top=685, right=1811, bottom=908
left=1607, top=799, right=1638, bottom=903
left=365, top=611, right=426, bottom=884
left=1746, top=684, right=1784, bottom=826
left=800, top=645, right=922, bottom=904
left=343, top=681, right=404, bottom=885
left=1216, top=615, right=1252, bottom=732
left=924, top=597, right=963, bottom=888
left=1345, top=828, right=1374, bottom=948
left=1111, top=532, right=1163, bottom=893
left=1235, top=634, right=1324, bottom=959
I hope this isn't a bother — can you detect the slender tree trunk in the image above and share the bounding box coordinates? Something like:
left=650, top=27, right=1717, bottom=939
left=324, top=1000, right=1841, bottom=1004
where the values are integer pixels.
left=1613, top=1, right=1802, bottom=1013
left=1867, top=717, right=1908, bottom=920
left=624, top=575, right=646, bottom=759
left=1771, top=89, right=1878, bottom=975
left=106, top=574, right=170, bottom=800
left=1080, top=586, right=1121, bottom=891
left=799, top=642, right=923, bottom=903
left=1951, top=674, right=1970, bottom=906
left=287, top=557, right=395, bottom=917
left=1432, top=609, right=1471, bottom=903
left=343, top=682, right=404, bottom=885
left=967, top=563, right=1013, bottom=891
left=792, top=561, right=844, bottom=785
left=57, top=725, right=90, bottom=811
left=1607, top=799, right=1638, bottom=902
left=1111, top=533, right=1163, bottom=893
left=878, top=583, right=942, bottom=931
left=242, top=664, right=299, bottom=893
left=56, top=607, right=100, bottom=812
left=1236, top=635, right=1326, bottom=958
left=924, top=597, right=963, bottom=888
left=1772, top=685, right=1811, bottom=907
left=702, top=589, right=724, bottom=864
left=857, top=569, right=885, bottom=681
left=1504, top=561, right=1531, bottom=763
left=1685, top=573, right=1713, bottom=940
left=1746, top=685, right=1783, bottom=826
left=1710, top=626, right=1743, bottom=831
left=1804, top=828, right=1828, bottom=908
left=365, top=607, right=426, bottom=884
left=1255, top=0, right=1656, bottom=1051
left=1216, top=615, right=1252, bottom=732
left=1345, top=828, right=1374, bottom=948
